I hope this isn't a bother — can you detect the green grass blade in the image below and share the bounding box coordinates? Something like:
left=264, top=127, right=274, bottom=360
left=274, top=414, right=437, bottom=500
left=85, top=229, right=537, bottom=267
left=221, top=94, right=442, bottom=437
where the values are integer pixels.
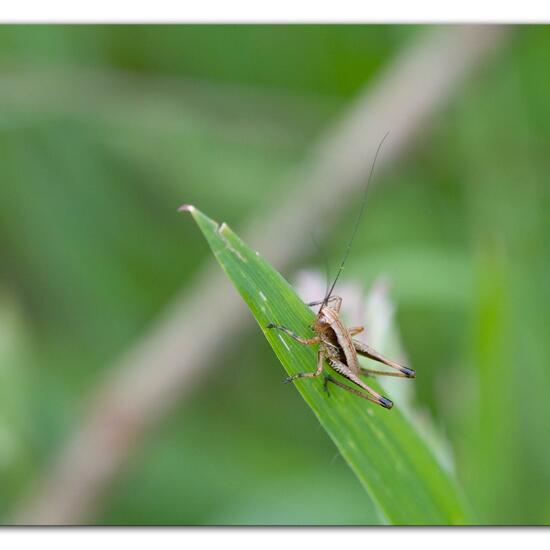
left=183, top=206, right=467, bottom=525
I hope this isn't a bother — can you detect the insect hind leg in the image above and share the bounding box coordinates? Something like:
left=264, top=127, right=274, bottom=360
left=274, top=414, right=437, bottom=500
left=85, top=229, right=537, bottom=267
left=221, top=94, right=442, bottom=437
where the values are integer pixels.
left=327, top=357, right=393, bottom=409
left=359, top=366, right=412, bottom=378
left=324, top=375, right=393, bottom=409
left=353, top=338, right=415, bottom=378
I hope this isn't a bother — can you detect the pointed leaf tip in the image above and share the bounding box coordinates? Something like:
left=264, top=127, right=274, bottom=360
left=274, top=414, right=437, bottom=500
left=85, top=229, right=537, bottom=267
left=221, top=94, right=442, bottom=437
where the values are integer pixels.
left=186, top=207, right=468, bottom=525
left=178, top=204, right=195, bottom=213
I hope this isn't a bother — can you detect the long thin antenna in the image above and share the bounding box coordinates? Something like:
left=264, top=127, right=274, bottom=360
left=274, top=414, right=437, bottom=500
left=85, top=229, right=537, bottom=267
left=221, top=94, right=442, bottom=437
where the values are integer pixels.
left=311, top=233, right=331, bottom=302
left=322, top=131, right=390, bottom=308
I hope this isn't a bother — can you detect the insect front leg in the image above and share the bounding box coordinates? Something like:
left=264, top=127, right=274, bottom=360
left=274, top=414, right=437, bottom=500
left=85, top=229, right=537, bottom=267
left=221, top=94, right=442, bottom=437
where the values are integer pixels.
left=306, top=295, right=342, bottom=313
left=284, top=348, right=326, bottom=384
left=348, top=326, right=364, bottom=336
left=326, top=357, right=393, bottom=409
left=266, top=324, right=320, bottom=345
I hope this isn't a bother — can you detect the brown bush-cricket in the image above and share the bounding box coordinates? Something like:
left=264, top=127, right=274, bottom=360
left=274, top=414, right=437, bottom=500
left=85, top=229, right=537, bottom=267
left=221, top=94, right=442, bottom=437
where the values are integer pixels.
left=267, top=133, right=415, bottom=409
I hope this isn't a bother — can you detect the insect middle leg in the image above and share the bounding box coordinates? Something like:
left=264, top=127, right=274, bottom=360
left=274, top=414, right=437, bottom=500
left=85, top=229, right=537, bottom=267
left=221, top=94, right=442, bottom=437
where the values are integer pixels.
left=284, top=349, right=326, bottom=384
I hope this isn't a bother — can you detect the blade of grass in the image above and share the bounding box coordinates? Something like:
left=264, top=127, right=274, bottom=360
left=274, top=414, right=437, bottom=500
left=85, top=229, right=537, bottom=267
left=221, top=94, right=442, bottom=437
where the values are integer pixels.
left=183, top=205, right=467, bottom=525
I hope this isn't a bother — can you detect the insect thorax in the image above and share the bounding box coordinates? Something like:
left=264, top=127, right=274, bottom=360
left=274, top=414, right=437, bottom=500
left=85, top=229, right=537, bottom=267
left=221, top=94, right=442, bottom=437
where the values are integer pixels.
left=319, top=327, right=346, bottom=363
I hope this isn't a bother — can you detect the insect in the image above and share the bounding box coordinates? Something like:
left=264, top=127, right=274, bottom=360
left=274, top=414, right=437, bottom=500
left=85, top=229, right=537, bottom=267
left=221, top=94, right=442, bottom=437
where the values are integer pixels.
left=267, top=133, right=415, bottom=409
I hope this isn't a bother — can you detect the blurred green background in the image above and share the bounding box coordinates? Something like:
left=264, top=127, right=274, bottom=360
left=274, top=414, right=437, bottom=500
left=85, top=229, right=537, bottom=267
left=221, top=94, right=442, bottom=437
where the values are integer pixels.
left=0, top=25, right=549, bottom=525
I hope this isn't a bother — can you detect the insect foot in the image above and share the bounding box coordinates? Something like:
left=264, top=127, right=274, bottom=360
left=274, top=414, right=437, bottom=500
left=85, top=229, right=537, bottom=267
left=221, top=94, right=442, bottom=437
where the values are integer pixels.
left=378, top=397, right=393, bottom=409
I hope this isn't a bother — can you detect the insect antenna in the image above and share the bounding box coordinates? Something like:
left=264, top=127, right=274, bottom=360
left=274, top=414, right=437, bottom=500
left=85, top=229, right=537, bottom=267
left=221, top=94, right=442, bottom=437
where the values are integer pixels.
left=310, top=232, right=332, bottom=307
left=321, top=131, right=390, bottom=309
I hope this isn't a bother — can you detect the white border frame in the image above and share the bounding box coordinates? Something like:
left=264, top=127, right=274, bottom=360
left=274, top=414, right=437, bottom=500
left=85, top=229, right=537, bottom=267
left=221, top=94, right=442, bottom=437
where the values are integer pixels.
left=0, top=1, right=549, bottom=23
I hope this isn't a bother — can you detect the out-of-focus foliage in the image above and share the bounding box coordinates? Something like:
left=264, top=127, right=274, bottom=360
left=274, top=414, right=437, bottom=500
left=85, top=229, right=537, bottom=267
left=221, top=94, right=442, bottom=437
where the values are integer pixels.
left=0, top=25, right=548, bottom=524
